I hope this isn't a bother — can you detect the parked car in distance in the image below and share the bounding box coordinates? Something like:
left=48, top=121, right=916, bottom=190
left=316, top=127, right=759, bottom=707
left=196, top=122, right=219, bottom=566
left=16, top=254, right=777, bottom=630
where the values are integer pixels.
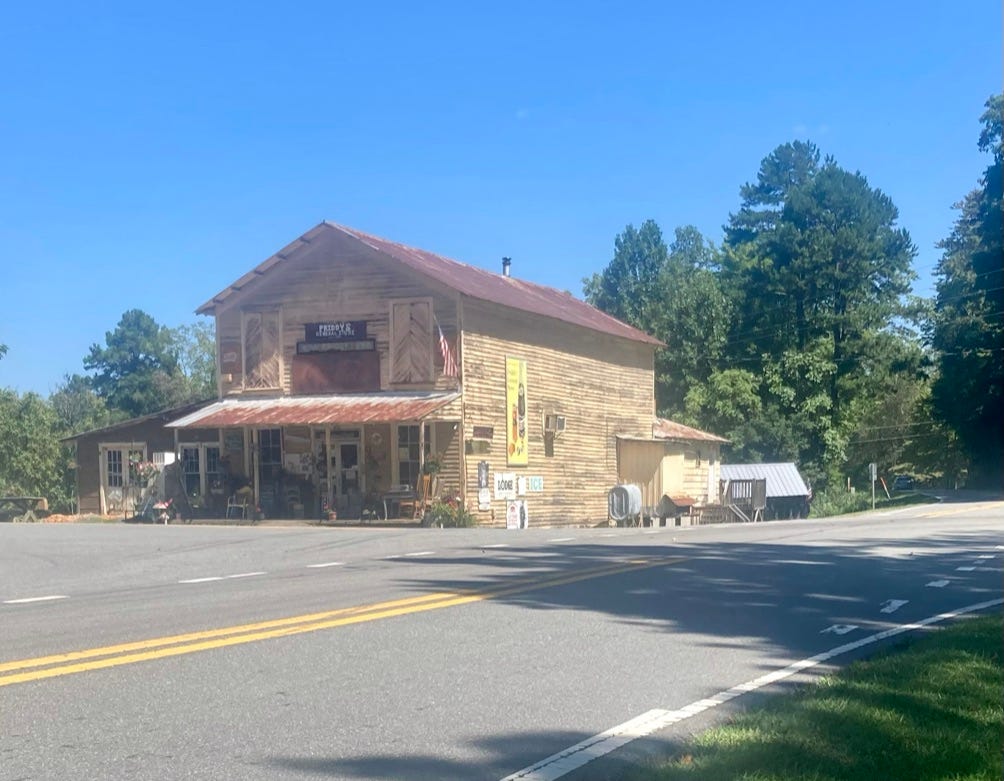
left=892, top=475, right=915, bottom=491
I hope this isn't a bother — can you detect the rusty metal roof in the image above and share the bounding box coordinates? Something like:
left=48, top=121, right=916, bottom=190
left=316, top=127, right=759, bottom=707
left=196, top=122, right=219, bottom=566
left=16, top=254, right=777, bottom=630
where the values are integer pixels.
left=652, top=417, right=729, bottom=443
left=165, top=391, right=460, bottom=428
left=197, top=221, right=663, bottom=346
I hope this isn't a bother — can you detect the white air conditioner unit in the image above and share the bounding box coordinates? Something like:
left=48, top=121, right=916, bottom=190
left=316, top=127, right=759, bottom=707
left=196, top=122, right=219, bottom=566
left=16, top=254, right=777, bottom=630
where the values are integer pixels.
left=153, top=452, right=176, bottom=468
left=543, top=413, right=566, bottom=435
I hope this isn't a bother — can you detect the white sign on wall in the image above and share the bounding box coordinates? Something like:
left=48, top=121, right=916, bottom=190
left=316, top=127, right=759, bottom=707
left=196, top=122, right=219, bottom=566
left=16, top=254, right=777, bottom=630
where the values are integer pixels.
left=494, top=472, right=517, bottom=501
left=478, top=488, right=491, bottom=510
left=506, top=499, right=529, bottom=529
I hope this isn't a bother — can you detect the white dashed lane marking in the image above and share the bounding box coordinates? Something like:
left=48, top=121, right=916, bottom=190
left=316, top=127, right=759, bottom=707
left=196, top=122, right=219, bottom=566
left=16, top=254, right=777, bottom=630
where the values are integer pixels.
left=179, top=572, right=266, bottom=584
left=927, top=580, right=950, bottom=588
left=548, top=537, right=575, bottom=543
left=3, top=595, right=68, bottom=605
left=306, top=561, right=344, bottom=568
left=879, top=600, right=908, bottom=614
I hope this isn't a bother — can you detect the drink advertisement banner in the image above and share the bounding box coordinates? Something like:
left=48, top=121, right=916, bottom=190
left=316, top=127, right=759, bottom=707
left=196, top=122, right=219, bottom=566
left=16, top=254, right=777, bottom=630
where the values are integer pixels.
left=505, top=357, right=528, bottom=465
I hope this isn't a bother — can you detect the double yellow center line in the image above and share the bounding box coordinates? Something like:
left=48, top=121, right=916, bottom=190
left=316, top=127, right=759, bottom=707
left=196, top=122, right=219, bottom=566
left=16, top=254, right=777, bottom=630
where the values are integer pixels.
left=2, top=556, right=683, bottom=687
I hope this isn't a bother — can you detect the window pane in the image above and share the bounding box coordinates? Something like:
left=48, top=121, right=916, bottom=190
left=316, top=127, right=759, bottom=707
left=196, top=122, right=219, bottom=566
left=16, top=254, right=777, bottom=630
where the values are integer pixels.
left=107, top=450, right=123, bottom=488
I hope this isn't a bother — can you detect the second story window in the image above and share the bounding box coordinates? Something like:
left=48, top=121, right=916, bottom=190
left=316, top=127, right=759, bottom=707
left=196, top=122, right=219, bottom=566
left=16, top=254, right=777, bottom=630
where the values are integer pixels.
left=243, top=310, right=281, bottom=390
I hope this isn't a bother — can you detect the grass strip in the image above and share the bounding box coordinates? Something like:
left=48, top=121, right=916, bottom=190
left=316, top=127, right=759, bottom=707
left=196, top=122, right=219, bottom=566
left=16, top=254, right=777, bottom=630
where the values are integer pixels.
left=635, top=614, right=1002, bottom=781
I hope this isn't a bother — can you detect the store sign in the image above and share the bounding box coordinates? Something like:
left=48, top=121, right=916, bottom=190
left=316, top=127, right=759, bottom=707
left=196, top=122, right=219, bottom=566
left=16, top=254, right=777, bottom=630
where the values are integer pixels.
left=305, top=321, right=367, bottom=342
left=494, top=471, right=517, bottom=501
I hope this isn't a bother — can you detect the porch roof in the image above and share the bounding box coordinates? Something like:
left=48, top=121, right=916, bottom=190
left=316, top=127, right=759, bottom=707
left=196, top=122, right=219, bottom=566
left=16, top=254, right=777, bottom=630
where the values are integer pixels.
left=165, top=391, right=460, bottom=428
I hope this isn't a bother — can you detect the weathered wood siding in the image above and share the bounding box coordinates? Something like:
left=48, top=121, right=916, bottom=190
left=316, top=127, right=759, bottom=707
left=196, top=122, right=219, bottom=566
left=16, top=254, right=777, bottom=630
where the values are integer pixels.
left=460, top=298, right=656, bottom=527
left=617, top=439, right=723, bottom=511
left=74, top=420, right=201, bottom=515
left=212, top=232, right=460, bottom=396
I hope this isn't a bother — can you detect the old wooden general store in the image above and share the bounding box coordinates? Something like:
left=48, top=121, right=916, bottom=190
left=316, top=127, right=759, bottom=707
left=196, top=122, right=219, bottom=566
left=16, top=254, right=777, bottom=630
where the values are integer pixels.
left=71, top=221, right=728, bottom=525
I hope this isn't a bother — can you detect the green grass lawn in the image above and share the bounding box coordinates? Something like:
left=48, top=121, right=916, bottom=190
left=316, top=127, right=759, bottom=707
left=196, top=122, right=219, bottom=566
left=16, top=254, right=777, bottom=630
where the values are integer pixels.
left=633, top=615, right=1002, bottom=781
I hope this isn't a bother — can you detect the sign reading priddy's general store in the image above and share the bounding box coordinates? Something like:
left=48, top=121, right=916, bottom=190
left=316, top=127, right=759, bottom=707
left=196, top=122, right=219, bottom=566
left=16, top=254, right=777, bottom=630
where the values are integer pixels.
left=305, top=321, right=367, bottom=342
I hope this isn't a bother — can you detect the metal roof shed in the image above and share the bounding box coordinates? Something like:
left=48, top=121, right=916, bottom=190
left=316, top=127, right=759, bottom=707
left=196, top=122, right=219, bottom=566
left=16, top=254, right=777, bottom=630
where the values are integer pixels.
left=720, top=463, right=810, bottom=499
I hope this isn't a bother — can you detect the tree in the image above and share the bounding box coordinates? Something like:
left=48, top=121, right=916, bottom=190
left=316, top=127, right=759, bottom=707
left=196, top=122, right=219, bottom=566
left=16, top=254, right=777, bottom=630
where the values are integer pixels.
left=50, top=374, right=114, bottom=435
left=584, top=222, right=731, bottom=420
left=722, top=143, right=917, bottom=485
left=583, top=220, right=669, bottom=328
left=650, top=227, right=731, bottom=419
left=930, top=94, right=1004, bottom=487
left=84, top=309, right=187, bottom=417
left=0, top=389, right=70, bottom=510
left=169, top=321, right=217, bottom=402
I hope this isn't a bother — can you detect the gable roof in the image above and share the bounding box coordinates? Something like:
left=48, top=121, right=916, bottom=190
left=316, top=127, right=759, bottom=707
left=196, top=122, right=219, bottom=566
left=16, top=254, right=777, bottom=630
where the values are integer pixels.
left=720, top=463, right=810, bottom=498
left=197, top=221, right=663, bottom=346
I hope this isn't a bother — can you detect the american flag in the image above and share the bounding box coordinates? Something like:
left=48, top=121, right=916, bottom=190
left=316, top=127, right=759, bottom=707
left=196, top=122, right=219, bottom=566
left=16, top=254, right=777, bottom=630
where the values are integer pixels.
left=437, top=324, right=459, bottom=377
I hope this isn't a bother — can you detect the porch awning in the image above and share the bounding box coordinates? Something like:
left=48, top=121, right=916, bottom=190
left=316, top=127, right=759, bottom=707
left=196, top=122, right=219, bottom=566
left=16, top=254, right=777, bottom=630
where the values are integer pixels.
left=165, top=391, right=460, bottom=428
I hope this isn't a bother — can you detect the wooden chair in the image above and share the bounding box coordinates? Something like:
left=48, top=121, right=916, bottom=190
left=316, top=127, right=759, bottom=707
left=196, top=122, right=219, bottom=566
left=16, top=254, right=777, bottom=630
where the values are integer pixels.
left=400, top=474, right=432, bottom=519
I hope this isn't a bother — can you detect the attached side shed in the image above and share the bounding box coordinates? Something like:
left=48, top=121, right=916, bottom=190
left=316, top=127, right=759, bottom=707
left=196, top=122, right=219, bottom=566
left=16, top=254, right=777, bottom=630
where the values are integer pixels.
left=617, top=418, right=728, bottom=521
left=64, top=401, right=214, bottom=516
left=720, top=463, right=811, bottom=520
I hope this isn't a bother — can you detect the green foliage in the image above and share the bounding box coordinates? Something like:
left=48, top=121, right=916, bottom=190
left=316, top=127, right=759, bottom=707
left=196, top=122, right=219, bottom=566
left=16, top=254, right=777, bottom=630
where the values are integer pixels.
left=170, top=321, right=217, bottom=403
left=583, top=219, right=669, bottom=327
left=808, top=487, right=875, bottom=517
left=422, top=498, right=476, bottom=527
left=585, top=222, right=731, bottom=418
left=49, top=373, right=115, bottom=435
left=84, top=309, right=183, bottom=417
left=83, top=310, right=216, bottom=418
left=0, top=388, right=72, bottom=511
left=930, top=94, right=1004, bottom=488
left=718, top=142, right=917, bottom=485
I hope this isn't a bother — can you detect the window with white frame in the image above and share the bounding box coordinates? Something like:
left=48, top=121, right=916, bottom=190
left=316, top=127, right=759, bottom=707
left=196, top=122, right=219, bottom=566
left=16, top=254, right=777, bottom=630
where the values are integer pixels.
left=180, top=443, right=223, bottom=500
left=396, top=424, right=434, bottom=489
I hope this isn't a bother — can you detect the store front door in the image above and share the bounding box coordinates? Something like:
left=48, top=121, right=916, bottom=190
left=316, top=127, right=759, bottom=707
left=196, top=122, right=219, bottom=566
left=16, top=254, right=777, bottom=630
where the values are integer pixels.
left=313, top=428, right=362, bottom=518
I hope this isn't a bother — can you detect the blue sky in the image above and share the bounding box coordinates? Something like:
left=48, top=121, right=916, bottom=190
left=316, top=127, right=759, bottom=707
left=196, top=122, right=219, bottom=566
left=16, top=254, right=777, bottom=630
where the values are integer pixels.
left=1, top=1, right=999, bottom=396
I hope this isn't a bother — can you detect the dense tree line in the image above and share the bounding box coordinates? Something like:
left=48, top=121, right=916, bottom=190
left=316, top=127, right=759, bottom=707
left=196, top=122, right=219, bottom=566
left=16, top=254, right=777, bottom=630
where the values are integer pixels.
left=0, top=313, right=215, bottom=512
left=586, top=95, right=1001, bottom=490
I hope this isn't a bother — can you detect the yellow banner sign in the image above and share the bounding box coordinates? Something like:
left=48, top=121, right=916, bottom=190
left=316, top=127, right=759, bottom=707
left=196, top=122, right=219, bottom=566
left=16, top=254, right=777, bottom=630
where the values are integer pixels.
left=505, top=357, right=528, bottom=465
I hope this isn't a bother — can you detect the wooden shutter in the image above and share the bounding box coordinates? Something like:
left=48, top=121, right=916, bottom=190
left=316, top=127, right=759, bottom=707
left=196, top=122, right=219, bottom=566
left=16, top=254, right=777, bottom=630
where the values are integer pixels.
left=389, top=300, right=433, bottom=384
left=244, top=311, right=281, bottom=389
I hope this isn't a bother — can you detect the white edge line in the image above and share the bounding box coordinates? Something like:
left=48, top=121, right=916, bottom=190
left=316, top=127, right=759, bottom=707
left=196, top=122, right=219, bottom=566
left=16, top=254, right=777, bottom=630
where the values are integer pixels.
left=3, top=595, right=69, bottom=604
left=226, top=572, right=266, bottom=579
left=499, top=596, right=1004, bottom=781
left=306, top=562, right=344, bottom=568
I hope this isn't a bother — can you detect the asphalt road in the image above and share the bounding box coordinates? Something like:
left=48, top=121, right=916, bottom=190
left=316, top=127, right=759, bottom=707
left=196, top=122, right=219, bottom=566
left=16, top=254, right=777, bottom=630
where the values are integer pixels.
left=2, top=498, right=1001, bottom=781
